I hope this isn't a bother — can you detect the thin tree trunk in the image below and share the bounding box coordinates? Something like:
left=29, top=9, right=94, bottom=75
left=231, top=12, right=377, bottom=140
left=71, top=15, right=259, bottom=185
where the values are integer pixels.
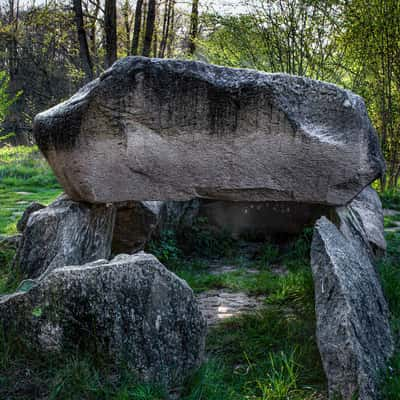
left=72, top=0, right=93, bottom=80
left=142, top=0, right=156, bottom=57
left=159, top=0, right=172, bottom=58
left=122, top=0, right=131, bottom=55
left=166, top=0, right=175, bottom=57
left=104, top=0, right=117, bottom=67
left=188, top=0, right=199, bottom=56
left=131, top=0, right=144, bottom=55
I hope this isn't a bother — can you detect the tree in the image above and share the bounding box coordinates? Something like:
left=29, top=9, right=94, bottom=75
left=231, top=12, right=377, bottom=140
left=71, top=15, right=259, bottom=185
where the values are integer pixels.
left=131, top=0, right=144, bottom=55
left=198, top=0, right=344, bottom=82
left=188, top=0, right=199, bottom=55
left=72, top=0, right=93, bottom=80
left=142, top=0, right=156, bottom=56
left=342, top=0, right=400, bottom=189
left=104, top=0, right=117, bottom=67
left=0, top=70, right=21, bottom=139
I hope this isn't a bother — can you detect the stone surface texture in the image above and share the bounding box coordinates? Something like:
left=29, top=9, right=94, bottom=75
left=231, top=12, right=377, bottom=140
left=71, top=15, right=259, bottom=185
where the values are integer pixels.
left=34, top=57, right=384, bottom=205
left=112, top=201, right=163, bottom=254
left=15, top=195, right=115, bottom=278
left=311, top=216, right=393, bottom=400
left=17, top=202, right=45, bottom=232
left=344, top=186, right=386, bottom=256
left=0, top=253, right=206, bottom=388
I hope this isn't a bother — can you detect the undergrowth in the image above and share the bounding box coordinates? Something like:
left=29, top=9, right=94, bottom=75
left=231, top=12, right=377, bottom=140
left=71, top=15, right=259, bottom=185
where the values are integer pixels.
left=379, top=232, right=400, bottom=399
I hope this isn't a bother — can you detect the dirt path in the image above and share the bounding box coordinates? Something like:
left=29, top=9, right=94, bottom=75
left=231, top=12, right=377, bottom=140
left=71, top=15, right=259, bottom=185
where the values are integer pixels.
left=194, top=244, right=268, bottom=327
left=197, top=289, right=266, bottom=326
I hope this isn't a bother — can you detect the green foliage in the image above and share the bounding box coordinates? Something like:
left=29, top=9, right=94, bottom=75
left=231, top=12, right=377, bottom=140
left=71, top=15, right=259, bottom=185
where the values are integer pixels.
left=255, top=243, right=280, bottom=268
left=0, top=246, right=21, bottom=294
left=183, top=217, right=237, bottom=258
left=380, top=189, right=400, bottom=211
left=384, top=216, right=398, bottom=229
left=0, top=145, right=61, bottom=235
left=147, top=229, right=183, bottom=269
left=198, top=1, right=344, bottom=82
left=381, top=353, right=400, bottom=400
left=0, top=338, right=166, bottom=400
left=0, top=71, right=21, bottom=132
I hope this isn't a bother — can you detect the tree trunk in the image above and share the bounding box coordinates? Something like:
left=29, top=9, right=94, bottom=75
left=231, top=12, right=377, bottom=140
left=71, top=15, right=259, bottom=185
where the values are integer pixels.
left=159, top=0, right=172, bottom=58
left=142, top=0, right=156, bottom=57
left=166, top=0, right=175, bottom=58
left=131, top=0, right=144, bottom=55
left=122, top=0, right=132, bottom=55
left=72, top=0, right=93, bottom=80
left=188, top=0, right=199, bottom=56
left=104, top=0, right=117, bottom=68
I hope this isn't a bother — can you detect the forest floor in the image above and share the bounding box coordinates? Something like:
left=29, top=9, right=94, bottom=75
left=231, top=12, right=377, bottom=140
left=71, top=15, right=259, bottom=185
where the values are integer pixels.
left=0, top=146, right=399, bottom=399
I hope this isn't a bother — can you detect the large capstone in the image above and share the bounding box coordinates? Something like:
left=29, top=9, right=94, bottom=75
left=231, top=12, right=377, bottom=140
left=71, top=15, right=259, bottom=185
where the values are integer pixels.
left=0, top=253, right=206, bottom=388
left=34, top=57, right=384, bottom=205
left=15, top=195, right=115, bottom=279
left=311, top=216, right=392, bottom=400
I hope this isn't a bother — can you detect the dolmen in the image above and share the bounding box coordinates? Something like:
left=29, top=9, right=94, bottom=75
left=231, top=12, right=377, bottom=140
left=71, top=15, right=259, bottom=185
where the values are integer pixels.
left=0, top=57, right=392, bottom=398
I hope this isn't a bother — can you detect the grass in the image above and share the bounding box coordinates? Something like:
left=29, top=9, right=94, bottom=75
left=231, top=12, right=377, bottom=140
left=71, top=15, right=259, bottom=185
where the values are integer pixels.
left=0, top=145, right=62, bottom=235
left=384, top=216, right=398, bottom=228
left=378, top=231, right=400, bottom=399
left=380, top=188, right=400, bottom=211
left=145, top=224, right=326, bottom=399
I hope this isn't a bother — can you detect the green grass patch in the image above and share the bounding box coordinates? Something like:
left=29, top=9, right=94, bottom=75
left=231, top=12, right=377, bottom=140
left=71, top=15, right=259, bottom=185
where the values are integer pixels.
left=0, top=145, right=62, bottom=235
left=384, top=216, right=398, bottom=229
left=378, top=231, right=400, bottom=398
left=0, top=332, right=166, bottom=400
left=380, top=189, right=400, bottom=211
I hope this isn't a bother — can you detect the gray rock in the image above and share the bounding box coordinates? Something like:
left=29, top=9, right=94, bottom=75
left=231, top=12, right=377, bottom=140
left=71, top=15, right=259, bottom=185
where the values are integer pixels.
left=159, top=199, right=201, bottom=231
left=112, top=201, right=164, bottom=254
left=311, top=216, right=393, bottom=400
left=344, top=186, right=386, bottom=256
left=34, top=57, right=384, bottom=206
left=15, top=195, right=115, bottom=279
left=17, top=202, right=45, bottom=232
left=0, top=253, right=206, bottom=388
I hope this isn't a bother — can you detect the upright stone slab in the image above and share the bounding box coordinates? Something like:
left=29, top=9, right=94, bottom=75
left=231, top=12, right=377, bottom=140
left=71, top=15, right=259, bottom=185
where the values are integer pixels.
left=15, top=195, right=115, bottom=279
left=112, top=201, right=164, bottom=254
left=0, top=253, right=206, bottom=388
left=34, top=57, right=384, bottom=205
left=344, top=186, right=386, bottom=256
left=311, top=216, right=393, bottom=400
